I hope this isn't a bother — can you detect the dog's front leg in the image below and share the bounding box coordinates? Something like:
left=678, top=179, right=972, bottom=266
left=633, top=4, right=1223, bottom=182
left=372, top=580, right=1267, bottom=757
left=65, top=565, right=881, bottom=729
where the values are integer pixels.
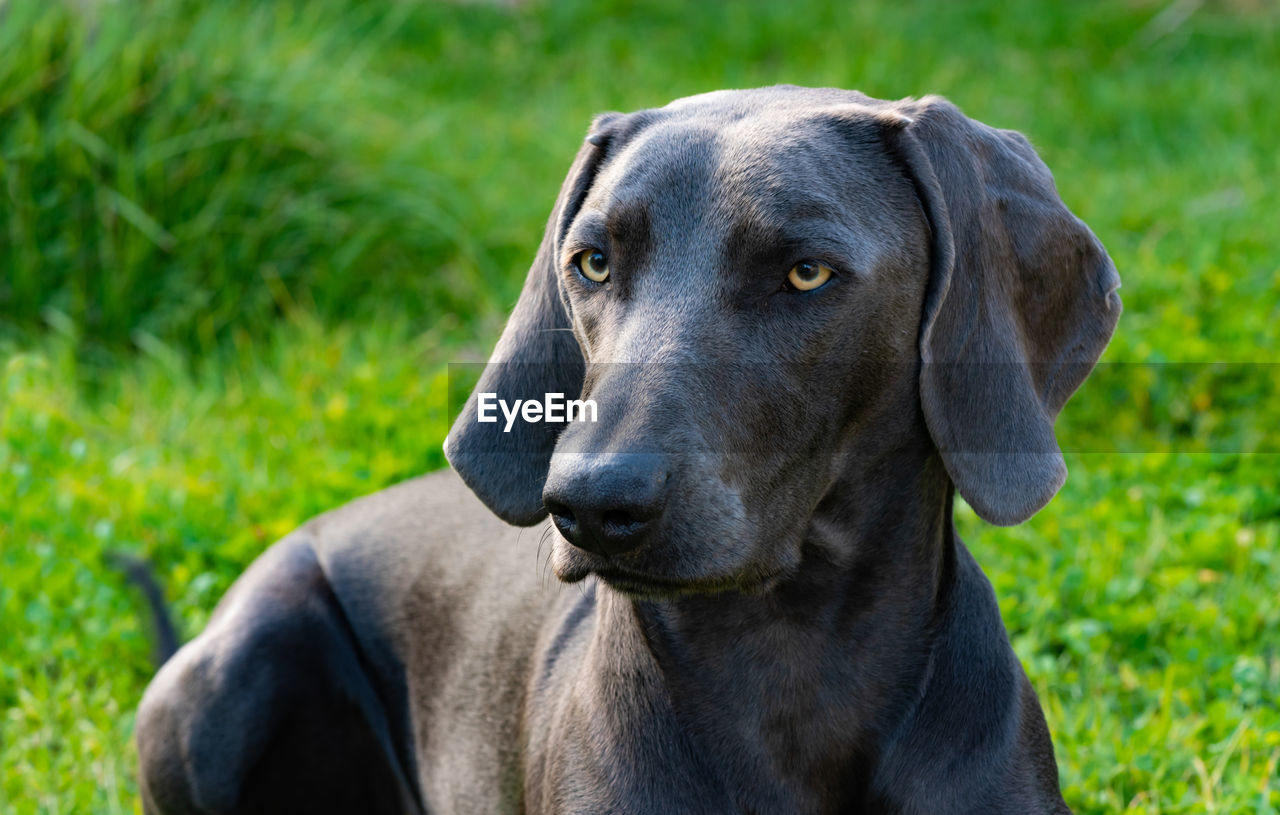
left=135, top=536, right=421, bottom=815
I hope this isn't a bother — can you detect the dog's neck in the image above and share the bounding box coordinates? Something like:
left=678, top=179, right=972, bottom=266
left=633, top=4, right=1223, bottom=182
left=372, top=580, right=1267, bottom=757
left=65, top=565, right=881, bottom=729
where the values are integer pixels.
left=581, top=435, right=957, bottom=805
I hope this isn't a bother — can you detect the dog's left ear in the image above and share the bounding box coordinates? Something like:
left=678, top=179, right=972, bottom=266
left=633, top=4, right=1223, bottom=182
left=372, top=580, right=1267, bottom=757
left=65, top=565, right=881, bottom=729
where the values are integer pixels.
left=444, top=116, right=622, bottom=525
left=882, top=97, right=1122, bottom=525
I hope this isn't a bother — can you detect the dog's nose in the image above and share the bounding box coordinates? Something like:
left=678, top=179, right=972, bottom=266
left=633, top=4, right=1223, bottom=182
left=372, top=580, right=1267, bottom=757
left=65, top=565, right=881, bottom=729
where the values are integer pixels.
left=543, top=454, right=669, bottom=557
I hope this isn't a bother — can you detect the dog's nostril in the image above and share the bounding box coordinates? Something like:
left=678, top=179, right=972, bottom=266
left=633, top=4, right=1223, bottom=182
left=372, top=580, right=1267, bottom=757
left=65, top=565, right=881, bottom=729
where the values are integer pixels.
left=601, top=509, right=646, bottom=537
left=544, top=500, right=580, bottom=541
left=544, top=500, right=574, bottom=523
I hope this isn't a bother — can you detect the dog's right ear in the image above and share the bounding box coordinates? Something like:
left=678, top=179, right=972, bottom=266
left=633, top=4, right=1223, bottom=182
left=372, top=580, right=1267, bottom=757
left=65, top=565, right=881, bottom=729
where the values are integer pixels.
left=444, top=116, right=621, bottom=526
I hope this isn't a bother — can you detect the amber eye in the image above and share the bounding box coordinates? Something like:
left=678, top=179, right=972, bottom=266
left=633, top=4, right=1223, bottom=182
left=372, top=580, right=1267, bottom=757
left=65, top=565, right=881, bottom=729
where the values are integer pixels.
left=574, top=249, right=610, bottom=283
left=786, top=260, right=833, bottom=291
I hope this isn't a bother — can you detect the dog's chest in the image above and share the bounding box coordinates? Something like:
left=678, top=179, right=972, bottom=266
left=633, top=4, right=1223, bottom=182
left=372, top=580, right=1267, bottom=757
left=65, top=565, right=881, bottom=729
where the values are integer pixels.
left=523, top=698, right=759, bottom=815
left=520, top=591, right=830, bottom=815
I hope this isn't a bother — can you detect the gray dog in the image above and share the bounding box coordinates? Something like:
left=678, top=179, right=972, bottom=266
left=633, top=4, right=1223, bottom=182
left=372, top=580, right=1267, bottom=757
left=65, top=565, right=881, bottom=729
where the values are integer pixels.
left=135, top=86, right=1121, bottom=814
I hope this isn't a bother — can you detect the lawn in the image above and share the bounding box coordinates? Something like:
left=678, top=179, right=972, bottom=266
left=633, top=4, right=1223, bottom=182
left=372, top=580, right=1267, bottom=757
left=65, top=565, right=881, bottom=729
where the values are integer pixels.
left=1, top=0, right=1278, bottom=812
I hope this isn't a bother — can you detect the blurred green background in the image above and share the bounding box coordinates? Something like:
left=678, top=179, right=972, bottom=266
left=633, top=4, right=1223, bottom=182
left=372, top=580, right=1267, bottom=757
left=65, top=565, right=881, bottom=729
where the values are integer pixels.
left=2, top=0, right=1278, bottom=812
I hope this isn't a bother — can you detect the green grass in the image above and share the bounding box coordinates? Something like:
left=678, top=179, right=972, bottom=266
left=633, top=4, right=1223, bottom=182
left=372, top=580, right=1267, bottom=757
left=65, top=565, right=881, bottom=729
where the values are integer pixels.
left=2, top=0, right=1279, bottom=812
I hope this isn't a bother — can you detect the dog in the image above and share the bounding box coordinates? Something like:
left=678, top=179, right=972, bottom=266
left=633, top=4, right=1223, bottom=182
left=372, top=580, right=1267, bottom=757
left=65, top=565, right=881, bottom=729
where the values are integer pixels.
left=135, top=86, right=1121, bottom=814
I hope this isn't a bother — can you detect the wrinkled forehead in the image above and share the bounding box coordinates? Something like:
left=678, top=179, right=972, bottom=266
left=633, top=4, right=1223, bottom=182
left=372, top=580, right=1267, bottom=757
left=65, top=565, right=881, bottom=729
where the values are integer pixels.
left=576, top=105, right=914, bottom=261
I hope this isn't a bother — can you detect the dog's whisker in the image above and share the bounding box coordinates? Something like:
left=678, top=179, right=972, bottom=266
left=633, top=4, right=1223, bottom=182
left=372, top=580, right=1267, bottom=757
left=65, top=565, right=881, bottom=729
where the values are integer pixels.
left=535, top=520, right=557, bottom=590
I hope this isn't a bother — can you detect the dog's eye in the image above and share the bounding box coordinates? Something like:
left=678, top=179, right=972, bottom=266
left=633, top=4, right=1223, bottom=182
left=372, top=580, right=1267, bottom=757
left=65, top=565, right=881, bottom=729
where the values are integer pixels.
left=573, top=249, right=610, bottom=283
left=786, top=261, right=833, bottom=292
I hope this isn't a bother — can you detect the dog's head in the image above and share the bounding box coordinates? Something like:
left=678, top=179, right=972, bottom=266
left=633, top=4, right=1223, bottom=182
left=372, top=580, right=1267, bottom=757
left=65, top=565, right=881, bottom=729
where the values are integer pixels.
left=446, top=87, right=1120, bottom=596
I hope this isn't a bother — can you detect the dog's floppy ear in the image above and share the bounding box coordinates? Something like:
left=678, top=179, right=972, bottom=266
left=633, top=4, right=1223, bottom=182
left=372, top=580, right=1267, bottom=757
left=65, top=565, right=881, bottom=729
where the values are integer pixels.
left=444, top=116, right=621, bottom=525
left=885, top=97, right=1121, bottom=525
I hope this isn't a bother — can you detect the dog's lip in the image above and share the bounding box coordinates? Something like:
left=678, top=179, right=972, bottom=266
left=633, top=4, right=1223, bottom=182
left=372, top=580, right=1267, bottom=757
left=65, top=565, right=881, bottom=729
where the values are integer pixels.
left=558, top=560, right=785, bottom=599
left=594, top=567, right=714, bottom=597
left=553, top=552, right=708, bottom=593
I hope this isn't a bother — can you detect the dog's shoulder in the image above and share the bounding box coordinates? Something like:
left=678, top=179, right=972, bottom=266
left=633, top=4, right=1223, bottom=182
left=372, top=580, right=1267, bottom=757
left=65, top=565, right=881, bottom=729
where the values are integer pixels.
left=300, top=468, right=513, bottom=557
left=289, top=467, right=538, bottom=623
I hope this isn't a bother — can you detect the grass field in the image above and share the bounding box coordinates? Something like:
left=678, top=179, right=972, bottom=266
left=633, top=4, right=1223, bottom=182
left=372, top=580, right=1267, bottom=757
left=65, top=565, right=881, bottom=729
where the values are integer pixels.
left=2, top=0, right=1279, bottom=812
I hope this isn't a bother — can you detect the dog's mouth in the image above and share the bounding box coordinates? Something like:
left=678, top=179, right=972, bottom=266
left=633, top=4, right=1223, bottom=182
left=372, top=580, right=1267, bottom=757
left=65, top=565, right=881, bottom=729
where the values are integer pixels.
left=557, top=559, right=784, bottom=599
left=597, top=567, right=735, bottom=598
